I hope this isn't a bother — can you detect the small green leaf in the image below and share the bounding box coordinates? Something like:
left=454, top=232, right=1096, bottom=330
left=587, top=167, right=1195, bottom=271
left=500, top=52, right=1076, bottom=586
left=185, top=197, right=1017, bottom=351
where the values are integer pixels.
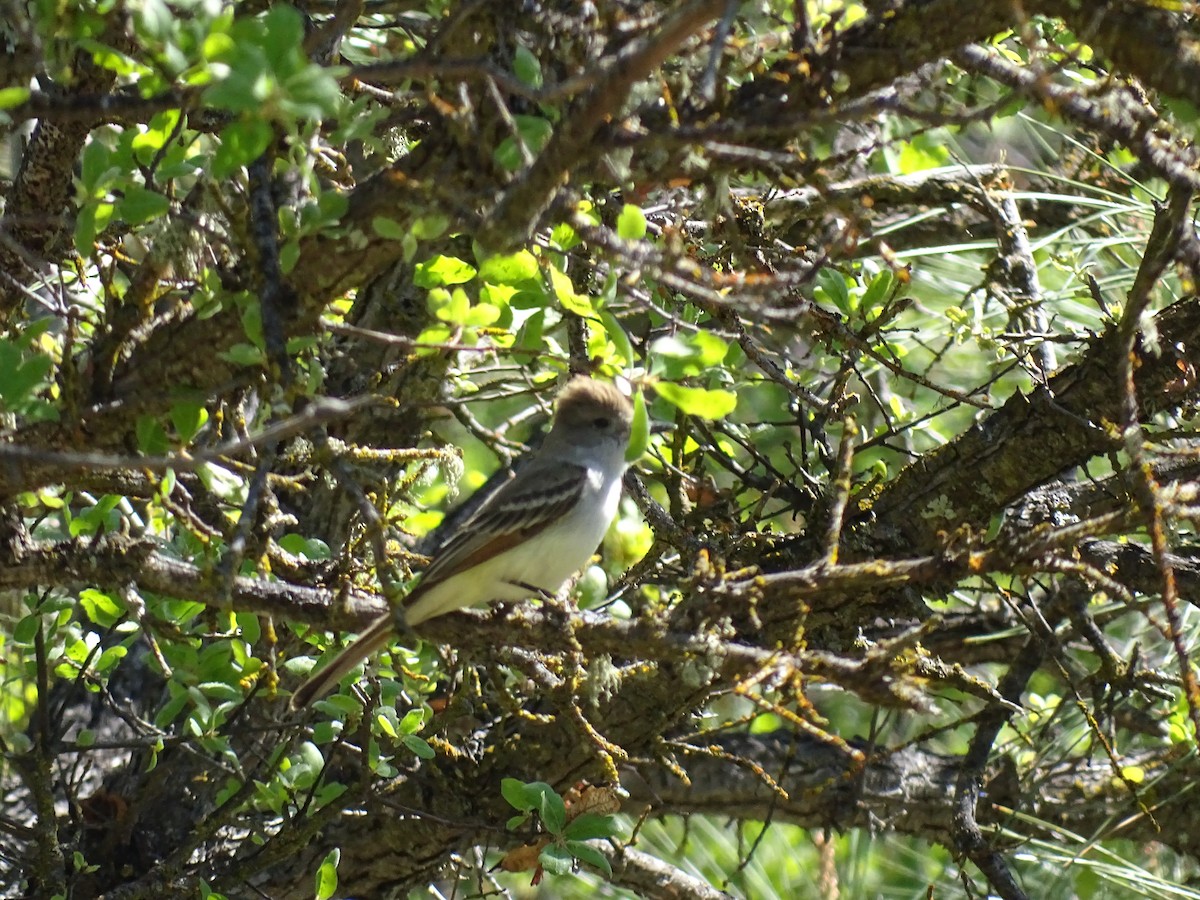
left=493, top=116, right=553, bottom=170
left=74, top=201, right=115, bottom=255
left=815, top=268, right=853, bottom=315
left=96, top=645, right=128, bottom=674
left=655, top=382, right=737, bottom=419
left=479, top=250, right=539, bottom=286
left=1122, top=764, right=1146, bottom=784
left=538, top=789, right=567, bottom=836
left=550, top=222, right=579, bottom=251
left=314, top=848, right=340, bottom=900
left=136, top=416, right=170, bottom=455
left=402, top=734, right=435, bottom=758
left=562, top=813, right=618, bottom=842
left=568, top=841, right=613, bottom=875
left=0, top=344, right=52, bottom=408
left=376, top=711, right=398, bottom=738
left=13, top=613, right=40, bottom=644
left=516, top=309, right=546, bottom=359
left=414, top=255, right=477, bottom=288
left=501, top=777, right=539, bottom=812
left=599, top=310, right=634, bottom=367
left=513, top=44, right=543, bottom=89
left=398, top=708, right=426, bottom=734
left=79, top=588, right=123, bottom=627
left=277, top=534, right=331, bottom=560
left=547, top=265, right=593, bottom=316
left=616, top=204, right=646, bottom=240
left=130, top=109, right=182, bottom=157
left=235, top=611, right=262, bottom=643
left=220, top=343, right=265, bottom=367
left=196, top=462, right=245, bottom=501
left=861, top=270, right=894, bottom=317
left=279, top=241, right=299, bottom=273
left=539, top=844, right=573, bottom=875
left=212, top=118, right=273, bottom=178
left=117, top=185, right=170, bottom=225
left=625, top=391, right=649, bottom=463
left=411, top=213, right=449, bottom=240
left=80, top=139, right=114, bottom=194
left=372, top=217, right=408, bottom=240
left=170, top=400, right=208, bottom=442
left=0, top=86, right=29, bottom=109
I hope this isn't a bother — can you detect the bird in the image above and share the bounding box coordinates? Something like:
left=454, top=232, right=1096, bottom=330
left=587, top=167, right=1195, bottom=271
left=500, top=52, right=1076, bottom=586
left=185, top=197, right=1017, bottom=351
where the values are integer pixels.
left=290, top=376, right=634, bottom=709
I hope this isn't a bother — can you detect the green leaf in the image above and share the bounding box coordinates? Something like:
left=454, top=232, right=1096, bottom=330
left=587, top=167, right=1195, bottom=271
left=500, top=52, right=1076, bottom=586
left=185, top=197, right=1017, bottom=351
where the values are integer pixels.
left=220, top=343, right=265, bottom=367
left=815, top=268, right=853, bottom=315
left=13, top=613, right=40, bottom=645
left=501, top=777, right=540, bottom=812
left=402, top=734, right=435, bottom=759
left=398, top=708, right=426, bottom=734
left=118, top=187, right=170, bottom=225
left=0, top=86, right=30, bottom=109
left=616, top=203, right=646, bottom=240
left=625, top=391, right=649, bottom=463
left=372, top=217, right=408, bottom=240
left=411, top=213, right=449, bottom=240
left=136, top=416, right=170, bottom=455
left=515, top=309, right=546, bottom=359
left=861, top=270, right=894, bottom=318
left=74, top=201, right=115, bottom=255
left=170, top=400, right=208, bottom=442
left=550, top=222, right=580, bottom=251
left=651, top=331, right=730, bottom=377
left=655, top=382, right=737, bottom=419
left=277, top=534, right=331, bottom=561
left=212, top=118, right=273, bottom=178
left=314, top=848, right=340, bottom=900
left=80, top=588, right=123, bottom=627
left=80, top=140, right=115, bottom=194
left=539, top=843, right=573, bottom=875
left=279, top=241, right=299, bottom=273
left=96, top=645, right=128, bottom=674
left=0, top=342, right=52, bottom=409
left=196, top=462, right=245, bottom=502
left=562, top=813, right=618, bottom=842
left=235, top=611, right=262, bottom=643
left=538, top=788, right=567, bottom=835
left=376, top=711, right=398, bottom=738
left=567, top=841, right=613, bottom=875
left=413, top=255, right=477, bottom=288
left=131, top=110, right=182, bottom=159
left=493, top=116, right=553, bottom=170
left=599, top=310, right=634, bottom=366
left=547, top=265, right=593, bottom=316
left=479, top=250, right=539, bottom=286
left=513, top=44, right=543, bottom=89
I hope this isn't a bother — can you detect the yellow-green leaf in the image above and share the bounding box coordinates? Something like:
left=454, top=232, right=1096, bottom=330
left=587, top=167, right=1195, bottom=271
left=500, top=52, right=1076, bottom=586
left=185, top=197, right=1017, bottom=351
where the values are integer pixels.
left=655, top=382, right=737, bottom=419
left=616, top=203, right=646, bottom=240
left=626, top=391, right=649, bottom=463
left=548, top=265, right=593, bottom=316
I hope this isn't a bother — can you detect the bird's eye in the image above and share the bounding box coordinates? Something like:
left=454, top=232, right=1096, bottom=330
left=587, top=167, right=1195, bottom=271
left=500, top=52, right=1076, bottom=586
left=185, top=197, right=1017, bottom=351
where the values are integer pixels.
left=592, top=416, right=611, bottom=429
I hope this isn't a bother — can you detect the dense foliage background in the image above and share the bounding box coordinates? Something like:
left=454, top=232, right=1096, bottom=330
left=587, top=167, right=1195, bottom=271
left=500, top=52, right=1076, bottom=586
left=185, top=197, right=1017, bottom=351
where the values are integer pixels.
left=3, top=1, right=1200, bottom=897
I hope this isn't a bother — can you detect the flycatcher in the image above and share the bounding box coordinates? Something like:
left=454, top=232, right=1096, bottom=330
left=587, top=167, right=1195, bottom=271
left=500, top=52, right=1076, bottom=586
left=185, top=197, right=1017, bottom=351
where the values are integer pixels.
left=290, top=376, right=634, bottom=709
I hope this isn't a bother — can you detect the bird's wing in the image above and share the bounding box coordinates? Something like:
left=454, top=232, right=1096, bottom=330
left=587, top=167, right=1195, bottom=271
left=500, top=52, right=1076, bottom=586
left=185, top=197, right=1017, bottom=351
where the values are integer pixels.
left=410, top=459, right=589, bottom=591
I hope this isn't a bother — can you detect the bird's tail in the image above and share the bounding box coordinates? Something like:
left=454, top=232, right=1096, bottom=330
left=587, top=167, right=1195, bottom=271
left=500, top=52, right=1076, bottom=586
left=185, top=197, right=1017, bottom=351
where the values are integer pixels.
left=289, top=614, right=397, bottom=710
